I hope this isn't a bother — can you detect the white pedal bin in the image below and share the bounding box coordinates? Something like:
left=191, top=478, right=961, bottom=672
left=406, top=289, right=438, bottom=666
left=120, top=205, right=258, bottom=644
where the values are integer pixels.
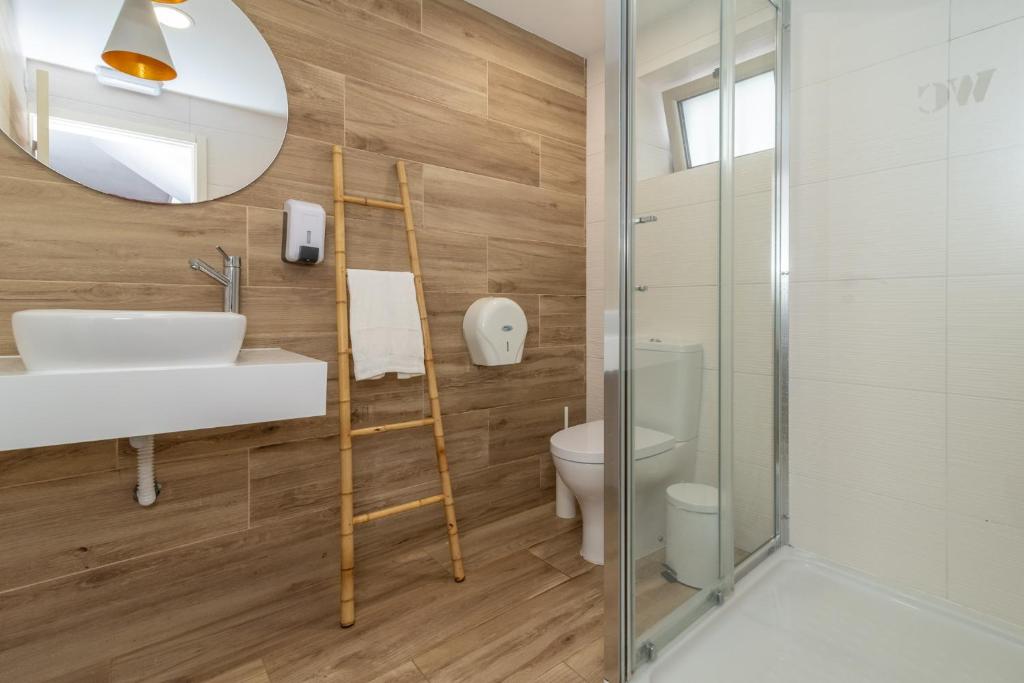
left=665, top=483, right=719, bottom=588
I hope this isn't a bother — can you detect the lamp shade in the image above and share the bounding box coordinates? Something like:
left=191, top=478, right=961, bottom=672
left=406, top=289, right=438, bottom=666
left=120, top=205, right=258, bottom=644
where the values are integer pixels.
left=102, top=0, right=177, bottom=82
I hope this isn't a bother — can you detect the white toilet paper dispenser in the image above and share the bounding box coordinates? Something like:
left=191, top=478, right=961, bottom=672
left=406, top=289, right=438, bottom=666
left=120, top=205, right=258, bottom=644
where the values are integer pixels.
left=462, top=297, right=528, bottom=366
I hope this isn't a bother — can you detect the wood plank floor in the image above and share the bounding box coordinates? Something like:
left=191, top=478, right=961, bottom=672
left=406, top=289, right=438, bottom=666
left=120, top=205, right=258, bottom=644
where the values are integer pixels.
left=101, top=502, right=604, bottom=682
left=22, top=500, right=753, bottom=681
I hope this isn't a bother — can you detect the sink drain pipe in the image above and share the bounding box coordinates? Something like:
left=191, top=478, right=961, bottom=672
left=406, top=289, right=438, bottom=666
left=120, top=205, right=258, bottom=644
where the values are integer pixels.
left=128, top=435, right=161, bottom=506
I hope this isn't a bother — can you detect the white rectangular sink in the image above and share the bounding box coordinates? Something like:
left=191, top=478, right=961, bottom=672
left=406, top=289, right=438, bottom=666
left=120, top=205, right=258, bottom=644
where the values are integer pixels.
left=13, top=309, right=246, bottom=373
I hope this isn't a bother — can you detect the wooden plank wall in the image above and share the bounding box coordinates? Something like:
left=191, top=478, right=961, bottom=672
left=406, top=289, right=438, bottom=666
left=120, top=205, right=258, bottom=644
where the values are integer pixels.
left=0, top=1, right=587, bottom=678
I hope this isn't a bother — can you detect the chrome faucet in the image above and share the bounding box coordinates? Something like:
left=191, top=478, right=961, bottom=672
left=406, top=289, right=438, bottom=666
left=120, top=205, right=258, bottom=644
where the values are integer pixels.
left=189, top=246, right=241, bottom=314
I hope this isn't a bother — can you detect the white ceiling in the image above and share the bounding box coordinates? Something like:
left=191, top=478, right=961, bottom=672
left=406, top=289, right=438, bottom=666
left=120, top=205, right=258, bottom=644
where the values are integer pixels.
left=11, top=0, right=286, bottom=115
left=467, top=0, right=604, bottom=58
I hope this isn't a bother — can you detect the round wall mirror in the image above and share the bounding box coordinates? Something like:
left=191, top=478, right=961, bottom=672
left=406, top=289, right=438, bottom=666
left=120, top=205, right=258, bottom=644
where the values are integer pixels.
left=0, top=0, right=288, bottom=204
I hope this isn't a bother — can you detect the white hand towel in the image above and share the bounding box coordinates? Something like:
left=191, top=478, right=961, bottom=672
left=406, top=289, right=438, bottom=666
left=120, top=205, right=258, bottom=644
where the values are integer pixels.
left=347, top=269, right=425, bottom=381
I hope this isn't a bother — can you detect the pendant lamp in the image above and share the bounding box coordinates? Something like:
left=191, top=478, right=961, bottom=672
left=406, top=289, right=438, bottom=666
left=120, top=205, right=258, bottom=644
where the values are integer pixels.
left=102, top=0, right=177, bottom=82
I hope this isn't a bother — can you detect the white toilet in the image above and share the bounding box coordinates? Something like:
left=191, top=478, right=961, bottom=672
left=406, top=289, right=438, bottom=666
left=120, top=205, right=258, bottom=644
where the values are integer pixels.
left=549, top=340, right=703, bottom=565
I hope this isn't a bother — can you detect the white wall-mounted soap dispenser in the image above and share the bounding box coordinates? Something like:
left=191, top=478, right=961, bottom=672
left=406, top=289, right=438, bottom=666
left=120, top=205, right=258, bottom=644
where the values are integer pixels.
left=462, top=297, right=528, bottom=366
left=282, top=199, right=326, bottom=264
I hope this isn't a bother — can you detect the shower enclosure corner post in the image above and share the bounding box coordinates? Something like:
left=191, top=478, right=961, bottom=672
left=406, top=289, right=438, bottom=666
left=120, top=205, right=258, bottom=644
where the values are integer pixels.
left=604, top=0, right=630, bottom=681
left=774, top=0, right=792, bottom=550
left=717, top=0, right=738, bottom=599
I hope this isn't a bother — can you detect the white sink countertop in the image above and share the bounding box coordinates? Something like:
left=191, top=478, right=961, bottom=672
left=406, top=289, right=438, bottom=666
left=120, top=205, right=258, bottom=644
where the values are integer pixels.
left=0, top=348, right=328, bottom=451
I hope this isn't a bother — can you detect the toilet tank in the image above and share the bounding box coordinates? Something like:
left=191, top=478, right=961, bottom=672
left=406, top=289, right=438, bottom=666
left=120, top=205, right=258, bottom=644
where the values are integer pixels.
left=633, top=340, right=703, bottom=442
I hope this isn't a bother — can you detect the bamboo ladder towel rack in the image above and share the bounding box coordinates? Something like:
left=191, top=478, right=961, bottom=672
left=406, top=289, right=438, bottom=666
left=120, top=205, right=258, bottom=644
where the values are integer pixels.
left=331, top=145, right=465, bottom=628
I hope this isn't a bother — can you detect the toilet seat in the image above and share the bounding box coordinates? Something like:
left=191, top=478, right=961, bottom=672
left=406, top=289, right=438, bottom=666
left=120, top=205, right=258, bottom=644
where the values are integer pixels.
left=550, top=420, right=674, bottom=464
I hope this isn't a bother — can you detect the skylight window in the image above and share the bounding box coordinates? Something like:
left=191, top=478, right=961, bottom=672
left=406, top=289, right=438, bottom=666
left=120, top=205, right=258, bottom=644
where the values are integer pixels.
left=678, top=70, right=776, bottom=168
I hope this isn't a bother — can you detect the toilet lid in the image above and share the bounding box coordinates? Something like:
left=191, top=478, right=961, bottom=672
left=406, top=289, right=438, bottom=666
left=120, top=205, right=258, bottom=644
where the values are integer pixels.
left=550, top=420, right=674, bottom=464
left=666, top=483, right=718, bottom=514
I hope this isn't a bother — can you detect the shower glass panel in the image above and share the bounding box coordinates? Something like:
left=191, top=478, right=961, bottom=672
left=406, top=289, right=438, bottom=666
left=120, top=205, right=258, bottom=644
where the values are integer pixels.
left=625, top=0, right=781, bottom=668
left=629, top=0, right=723, bottom=655
left=727, top=0, right=779, bottom=569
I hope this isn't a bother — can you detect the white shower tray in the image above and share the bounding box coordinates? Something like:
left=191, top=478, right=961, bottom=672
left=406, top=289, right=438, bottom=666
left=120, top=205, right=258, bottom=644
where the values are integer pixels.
left=633, top=546, right=1024, bottom=683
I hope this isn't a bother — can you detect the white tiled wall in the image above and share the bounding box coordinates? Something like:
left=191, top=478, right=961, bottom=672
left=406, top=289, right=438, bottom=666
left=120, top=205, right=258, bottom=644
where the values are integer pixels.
left=0, top=0, right=27, bottom=147
left=790, top=44, right=949, bottom=186
left=635, top=80, right=673, bottom=180
left=789, top=0, right=1024, bottom=627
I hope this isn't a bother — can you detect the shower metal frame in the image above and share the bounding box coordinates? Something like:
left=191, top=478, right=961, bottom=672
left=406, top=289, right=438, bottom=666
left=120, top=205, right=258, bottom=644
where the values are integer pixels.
left=603, top=0, right=791, bottom=680
left=602, top=0, right=629, bottom=679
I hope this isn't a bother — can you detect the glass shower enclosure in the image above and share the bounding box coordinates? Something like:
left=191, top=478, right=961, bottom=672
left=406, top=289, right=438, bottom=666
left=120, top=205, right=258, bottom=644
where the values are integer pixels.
left=603, top=0, right=788, bottom=679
